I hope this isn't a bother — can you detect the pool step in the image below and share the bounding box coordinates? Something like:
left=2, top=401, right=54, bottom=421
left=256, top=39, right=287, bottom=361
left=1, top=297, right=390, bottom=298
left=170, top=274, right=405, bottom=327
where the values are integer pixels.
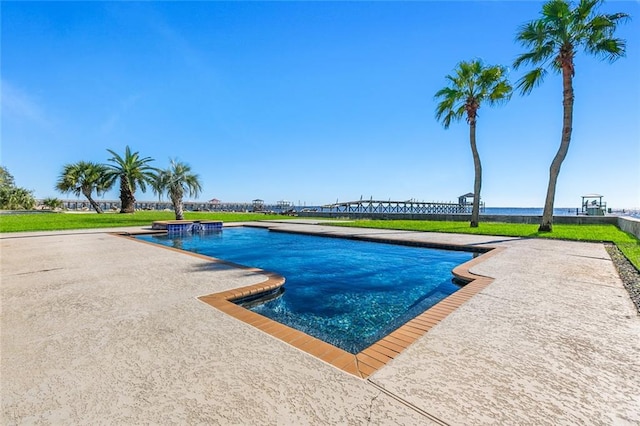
left=151, top=220, right=223, bottom=233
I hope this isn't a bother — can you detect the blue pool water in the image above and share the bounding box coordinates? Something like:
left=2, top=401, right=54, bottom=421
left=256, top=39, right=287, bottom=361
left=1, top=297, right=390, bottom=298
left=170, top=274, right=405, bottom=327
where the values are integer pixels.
left=137, top=227, right=473, bottom=353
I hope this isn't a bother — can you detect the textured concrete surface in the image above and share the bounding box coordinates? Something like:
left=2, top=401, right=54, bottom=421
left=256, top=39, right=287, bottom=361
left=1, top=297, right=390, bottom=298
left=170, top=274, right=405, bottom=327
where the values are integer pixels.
left=2, top=223, right=639, bottom=424
left=370, top=237, right=640, bottom=425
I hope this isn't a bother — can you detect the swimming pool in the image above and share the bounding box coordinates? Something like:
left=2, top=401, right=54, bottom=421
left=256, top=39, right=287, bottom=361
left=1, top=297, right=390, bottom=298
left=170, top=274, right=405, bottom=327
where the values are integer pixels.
left=137, top=227, right=473, bottom=353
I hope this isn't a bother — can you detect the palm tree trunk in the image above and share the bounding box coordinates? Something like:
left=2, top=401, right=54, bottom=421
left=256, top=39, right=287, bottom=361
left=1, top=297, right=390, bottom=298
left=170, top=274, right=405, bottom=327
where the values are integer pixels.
left=119, top=178, right=136, bottom=213
left=171, top=193, right=184, bottom=220
left=82, top=188, right=104, bottom=214
left=469, top=119, right=482, bottom=228
left=539, top=63, right=574, bottom=232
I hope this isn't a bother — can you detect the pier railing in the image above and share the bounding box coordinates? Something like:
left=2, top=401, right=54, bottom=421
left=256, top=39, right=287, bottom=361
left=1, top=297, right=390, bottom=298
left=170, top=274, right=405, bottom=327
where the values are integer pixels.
left=38, top=199, right=292, bottom=213
left=38, top=198, right=484, bottom=215
left=317, top=200, right=484, bottom=215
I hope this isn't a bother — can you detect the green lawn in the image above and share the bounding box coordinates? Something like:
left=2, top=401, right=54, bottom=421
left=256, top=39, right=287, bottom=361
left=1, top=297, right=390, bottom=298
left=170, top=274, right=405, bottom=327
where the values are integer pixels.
left=2, top=212, right=638, bottom=271
left=325, top=220, right=640, bottom=270
left=0, top=211, right=288, bottom=232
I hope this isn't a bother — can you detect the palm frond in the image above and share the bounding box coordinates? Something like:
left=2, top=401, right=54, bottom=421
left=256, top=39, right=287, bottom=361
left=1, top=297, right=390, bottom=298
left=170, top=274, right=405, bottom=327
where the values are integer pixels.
left=542, top=0, right=572, bottom=22
left=516, top=40, right=558, bottom=70
left=583, top=10, right=629, bottom=61
left=56, top=161, right=111, bottom=198
left=516, top=68, right=547, bottom=95
left=516, top=21, right=545, bottom=47
left=587, top=14, right=618, bottom=33
left=514, top=51, right=537, bottom=69
left=154, top=159, right=203, bottom=201
left=441, top=110, right=458, bottom=129
left=435, top=59, right=512, bottom=128
left=513, top=0, right=628, bottom=96
left=574, top=0, right=601, bottom=22
left=606, top=12, right=631, bottom=26
left=435, top=87, right=465, bottom=128
left=105, top=148, right=123, bottom=170
left=587, top=37, right=627, bottom=62
left=488, top=80, right=513, bottom=105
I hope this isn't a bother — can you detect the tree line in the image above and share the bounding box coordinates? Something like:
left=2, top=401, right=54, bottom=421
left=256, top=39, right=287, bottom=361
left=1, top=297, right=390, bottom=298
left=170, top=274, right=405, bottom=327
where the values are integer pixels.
left=0, top=166, right=36, bottom=210
left=55, top=146, right=202, bottom=221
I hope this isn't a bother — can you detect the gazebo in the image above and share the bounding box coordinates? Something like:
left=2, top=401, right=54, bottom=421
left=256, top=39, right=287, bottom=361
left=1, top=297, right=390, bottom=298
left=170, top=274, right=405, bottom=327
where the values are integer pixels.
left=458, top=193, right=475, bottom=206
left=581, top=194, right=607, bottom=216
left=252, top=199, right=264, bottom=212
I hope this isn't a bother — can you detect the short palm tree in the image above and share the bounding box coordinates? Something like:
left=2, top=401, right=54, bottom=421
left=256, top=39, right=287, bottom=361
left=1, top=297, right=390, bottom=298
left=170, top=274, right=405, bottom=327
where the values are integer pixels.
left=435, top=59, right=512, bottom=227
left=56, top=161, right=110, bottom=213
left=104, top=146, right=156, bottom=213
left=153, top=159, right=203, bottom=220
left=0, top=187, right=36, bottom=210
left=42, top=197, right=64, bottom=210
left=513, top=0, right=629, bottom=232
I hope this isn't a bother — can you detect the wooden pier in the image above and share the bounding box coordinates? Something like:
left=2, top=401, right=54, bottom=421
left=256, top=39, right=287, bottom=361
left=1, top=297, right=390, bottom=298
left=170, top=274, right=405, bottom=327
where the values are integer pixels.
left=40, top=199, right=293, bottom=213
left=38, top=197, right=483, bottom=216
left=318, top=199, right=484, bottom=215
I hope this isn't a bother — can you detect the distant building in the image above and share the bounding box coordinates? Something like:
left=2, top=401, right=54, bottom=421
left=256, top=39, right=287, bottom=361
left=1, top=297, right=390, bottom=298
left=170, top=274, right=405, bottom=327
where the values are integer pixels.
left=252, top=199, right=264, bottom=212
left=458, top=193, right=475, bottom=206
left=581, top=194, right=607, bottom=216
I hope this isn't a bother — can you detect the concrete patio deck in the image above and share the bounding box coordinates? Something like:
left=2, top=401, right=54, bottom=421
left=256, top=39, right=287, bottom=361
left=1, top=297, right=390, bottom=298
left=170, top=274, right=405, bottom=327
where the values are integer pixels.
left=2, top=222, right=639, bottom=424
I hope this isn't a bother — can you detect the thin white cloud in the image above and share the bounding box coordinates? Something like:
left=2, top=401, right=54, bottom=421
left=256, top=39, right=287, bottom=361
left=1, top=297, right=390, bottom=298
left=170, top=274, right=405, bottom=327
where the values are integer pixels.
left=141, top=6, right=219, bottom=85
left=1, top=79, right=50, bottom=128
left=99, top=93, right=142, bottom=135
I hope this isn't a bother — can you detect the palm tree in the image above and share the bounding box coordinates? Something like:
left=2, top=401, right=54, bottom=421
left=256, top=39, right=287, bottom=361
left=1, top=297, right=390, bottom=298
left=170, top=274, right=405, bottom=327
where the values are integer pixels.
left=513, top=0, right=629, bottom=232
left=104, top=146, right=156, bottom=213
left=42, top=197, right=64, bottom=210
left=0, top=187, right=36, bottom=210
left=56, top=161, right=110, bottom=213
left=153, top=159, right=203, bottom=220
left=435, top=59, right=512, bottom=227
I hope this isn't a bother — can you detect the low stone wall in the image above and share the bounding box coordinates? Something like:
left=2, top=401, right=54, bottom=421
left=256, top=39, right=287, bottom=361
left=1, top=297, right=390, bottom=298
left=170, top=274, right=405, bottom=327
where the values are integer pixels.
left=299, top=211, right=620, bottom=225
left=618, top=216, right=640, bottom=239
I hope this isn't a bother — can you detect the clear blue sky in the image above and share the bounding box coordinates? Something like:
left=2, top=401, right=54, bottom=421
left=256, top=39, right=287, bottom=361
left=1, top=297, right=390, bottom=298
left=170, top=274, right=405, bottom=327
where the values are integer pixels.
left=2, top=1, right=639, bottom=208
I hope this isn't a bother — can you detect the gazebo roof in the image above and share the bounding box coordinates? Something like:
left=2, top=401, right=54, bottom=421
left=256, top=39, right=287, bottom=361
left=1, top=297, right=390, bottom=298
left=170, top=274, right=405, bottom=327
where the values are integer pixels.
left=459, top=192, right=474, bottom=198
left=581, top=193, right=603, bottom=198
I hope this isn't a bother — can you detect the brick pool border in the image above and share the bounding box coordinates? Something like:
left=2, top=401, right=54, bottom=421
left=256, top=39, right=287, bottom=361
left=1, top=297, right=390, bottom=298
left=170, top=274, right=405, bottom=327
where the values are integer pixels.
left=119, top=227, right=503, bottom=379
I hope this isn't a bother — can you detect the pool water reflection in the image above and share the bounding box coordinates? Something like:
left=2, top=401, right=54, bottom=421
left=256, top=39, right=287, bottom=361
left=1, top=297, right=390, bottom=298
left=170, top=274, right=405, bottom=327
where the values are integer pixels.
left=137, top=227, right=473, bottom=353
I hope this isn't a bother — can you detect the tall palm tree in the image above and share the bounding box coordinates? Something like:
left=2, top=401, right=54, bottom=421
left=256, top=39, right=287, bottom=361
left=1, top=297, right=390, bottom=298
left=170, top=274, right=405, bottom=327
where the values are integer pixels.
left=104, top=146, right=156, bottom=213
left=435, top=59, right=512, bottom=227
left=153, top=159, right=203, bottom=220
left=514, top=0, right=629, bottom=232
left=56, top=161, right=110, bottom=213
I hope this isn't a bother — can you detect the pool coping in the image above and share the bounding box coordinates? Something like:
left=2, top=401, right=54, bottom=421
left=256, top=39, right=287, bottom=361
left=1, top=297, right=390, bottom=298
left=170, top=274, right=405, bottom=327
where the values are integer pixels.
left=119, top=227, right=503, bottom=379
